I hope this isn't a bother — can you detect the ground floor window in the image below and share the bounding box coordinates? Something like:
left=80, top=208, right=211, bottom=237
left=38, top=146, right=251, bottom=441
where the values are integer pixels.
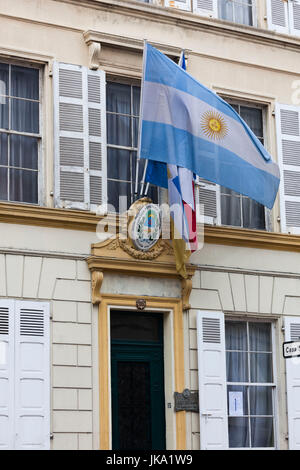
left=225, top=320, right=276, bottom=448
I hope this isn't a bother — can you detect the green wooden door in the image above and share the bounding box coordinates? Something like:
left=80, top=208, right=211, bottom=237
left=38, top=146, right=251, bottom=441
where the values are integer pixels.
left=111, top=311, right=166, bottom=450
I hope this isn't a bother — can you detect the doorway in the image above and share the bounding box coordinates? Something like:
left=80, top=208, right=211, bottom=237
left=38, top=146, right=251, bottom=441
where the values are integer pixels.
left=110, top=310, right=166, bottom=450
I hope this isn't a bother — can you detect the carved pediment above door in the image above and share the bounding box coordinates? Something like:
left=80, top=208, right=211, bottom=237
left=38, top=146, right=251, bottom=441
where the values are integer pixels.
left=86, top=198, right=195, bottom=308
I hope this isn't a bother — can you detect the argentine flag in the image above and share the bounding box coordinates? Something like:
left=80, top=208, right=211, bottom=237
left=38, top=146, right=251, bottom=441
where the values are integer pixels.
left=139, top=44, right=280, bottom=209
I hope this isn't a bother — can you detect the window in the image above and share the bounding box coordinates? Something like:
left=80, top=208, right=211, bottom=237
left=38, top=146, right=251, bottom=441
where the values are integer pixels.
left=0, top=62, right=40, bottom=204
left=218, top=0, right=254, bottom=26
left=168, top=0, right=256, bottom=25
left=220, top=102, right=266, bottom=230
left=267, top=0, right=300, bottom=37
left=106, top=81, right=158, bottom=212
left=225, top=320, right=276, bottom=448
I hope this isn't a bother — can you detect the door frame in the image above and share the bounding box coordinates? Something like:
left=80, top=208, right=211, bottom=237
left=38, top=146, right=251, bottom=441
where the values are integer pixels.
left=97, top=294, right=185, bottom=450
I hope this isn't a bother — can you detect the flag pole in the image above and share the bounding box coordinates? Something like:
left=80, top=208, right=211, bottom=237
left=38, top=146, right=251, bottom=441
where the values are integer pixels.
left=134, top=39, right=147, bottom=201
left=140, top=159, right=148, bottom=196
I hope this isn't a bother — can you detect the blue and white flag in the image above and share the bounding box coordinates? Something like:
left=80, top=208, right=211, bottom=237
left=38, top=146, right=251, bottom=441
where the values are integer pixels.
left=139, top=44, right=280, bottom=209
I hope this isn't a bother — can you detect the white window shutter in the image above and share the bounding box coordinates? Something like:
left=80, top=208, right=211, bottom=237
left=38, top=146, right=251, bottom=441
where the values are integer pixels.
left=197, top=310, right=228, bottom=450
left=195, top=178, right=221, bottom=225
left=164, top=0, right=191, bottom=11
left=275, top=103, right=300, bottom=233
left=192, top=0, right=218, bottom=17
left=266, top=0, right=289, bottom=34
left=0, top=300, right=14, bottom=450
left=289, top=0, right=300, bottom=36
left=284, top=316, right=300, bottom=449
left=14, top=302, right=50, bottom=450
left=53, top=62, right=107, bottom=212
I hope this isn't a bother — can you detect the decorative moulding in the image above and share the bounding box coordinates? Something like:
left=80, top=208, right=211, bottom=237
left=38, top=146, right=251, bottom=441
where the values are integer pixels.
left=83, top=30, right=189, bottom=59
left=86, top=40, right=101, bottom=70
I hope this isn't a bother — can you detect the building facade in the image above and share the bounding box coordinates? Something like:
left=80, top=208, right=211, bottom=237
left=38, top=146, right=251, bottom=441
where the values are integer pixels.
left=0, top=0, right=300, bottom=450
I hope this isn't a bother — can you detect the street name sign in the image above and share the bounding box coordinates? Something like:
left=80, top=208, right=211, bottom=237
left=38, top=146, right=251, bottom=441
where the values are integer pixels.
left=283, top=340, right=300, bottom=359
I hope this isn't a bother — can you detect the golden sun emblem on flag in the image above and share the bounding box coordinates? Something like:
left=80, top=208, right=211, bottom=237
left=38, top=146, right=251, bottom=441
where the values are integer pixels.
left=200, top=111, right=228, bottom=140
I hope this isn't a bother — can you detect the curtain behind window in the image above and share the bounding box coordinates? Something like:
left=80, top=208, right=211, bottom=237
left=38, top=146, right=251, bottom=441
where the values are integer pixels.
left=219, top=0, right=253, bottom=26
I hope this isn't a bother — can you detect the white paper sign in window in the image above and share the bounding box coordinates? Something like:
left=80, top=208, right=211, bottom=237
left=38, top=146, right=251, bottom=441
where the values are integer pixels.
left=229, top=391, right=244, bottom=416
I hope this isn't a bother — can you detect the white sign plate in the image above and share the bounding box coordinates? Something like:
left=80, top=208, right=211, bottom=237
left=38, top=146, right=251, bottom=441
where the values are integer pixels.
left=283, top=341, right=300, bottom=359
left=228, top=391, right=244, bottom=417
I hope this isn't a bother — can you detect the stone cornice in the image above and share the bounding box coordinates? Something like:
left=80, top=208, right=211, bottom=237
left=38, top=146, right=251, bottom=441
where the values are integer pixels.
left=63, top=0, right=300, bottom=53
left=1, top=202, right=300, bottom=253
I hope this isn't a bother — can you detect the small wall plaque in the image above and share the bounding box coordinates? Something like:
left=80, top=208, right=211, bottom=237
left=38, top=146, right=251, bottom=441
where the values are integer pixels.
left=136, top=299, right=146, bottom=311
left=174, top=389, right=199, bottom=412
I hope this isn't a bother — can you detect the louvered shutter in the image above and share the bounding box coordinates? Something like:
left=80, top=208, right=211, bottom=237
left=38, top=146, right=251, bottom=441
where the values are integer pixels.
left=197, top=311, right=228, bottom=450
left=275, top=103, right=300, bottom=233
left=0, top=300, right=14, bottom=450
left=53, top=62, right=107, bottom=212
left=192, top=0, right=218, bottom=17
left=195, top=178, right=221, bottom=225
left=14, top=302, right=50, bottom=450
left=266, top=0, right=289, bottom=34
left=289, top=0, right=300, bottom=36
left=285, top=316, right=300, bottom=449
left=164, top=0, right=191, bottom=11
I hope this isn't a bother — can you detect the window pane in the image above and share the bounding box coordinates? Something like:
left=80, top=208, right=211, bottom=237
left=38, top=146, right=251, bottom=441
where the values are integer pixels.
left=0, top=96, right=8, bottom=130
left=11, top=98, right=39, bottom=133
left=0, top=167, right=8, bottom=200
left=242, top=198, right=265, bottom=230
left=107, top=113, right=131, bottom=146
left=221, top=194, right=241, bottom=226
left=133, top=117, right=139, bottom=148
left=107, top=82, right=131, bottom=114
left=249, top=323, right=272, bottom=352
left=0, top=63, right=9, bottom=97
left=107, top=148, right=131, bottom=181
left=10, top=135, right=38, bottom=170
left=240, top=106, right=263, bottom=138
left=148, top=185, right=159, bottom=205
left=226, top=352, right=248, bottom=382
left=107, top=180, right=132, bottom=213
left=11, top=65, right=39, bottom=100
left=250, top=353, right=273, bottom=383
left=133, top=86, right=141, bottom=116
left=235, top=2, right=253, bottom=26
left=9, top=168, right=38, bottom=203
left=219, top=0, right=234, bottom=22
left=225, top=321, right=247, bottom=351
left=251, top=417, right=274, bottom=447
left=250, top=386, right=273, bottom=416
left=111, top=312, right=162, bottom=342
left=228, top=418, right=249, bottom=448
left=0, top=133, right=8, bottom=165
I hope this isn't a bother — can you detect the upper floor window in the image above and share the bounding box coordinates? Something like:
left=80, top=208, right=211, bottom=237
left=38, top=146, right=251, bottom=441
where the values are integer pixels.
left=0, top=62, right=40, bottom=204
left=218, top=0, right=254, bottom=26
left=197, top=101, right=267, bottom=230
left=220, top=102, right=266, bottom=230
left=267, top=0, right=300, bottom=37
left=165, top=0, right=255, bottom=27
left=106, top=81, right=158, bottom=212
